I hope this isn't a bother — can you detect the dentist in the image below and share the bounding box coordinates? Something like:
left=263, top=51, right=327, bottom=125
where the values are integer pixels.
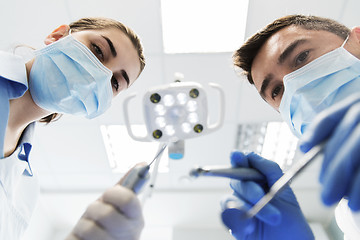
left=221, top=14, right=360, bottom=240
left=0, top=17, right=146, bottom=239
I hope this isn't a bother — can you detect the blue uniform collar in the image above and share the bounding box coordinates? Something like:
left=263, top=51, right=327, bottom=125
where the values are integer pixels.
left=0, top=51, right=28, bottom=99
left=16, top=123, right=36, bottom=176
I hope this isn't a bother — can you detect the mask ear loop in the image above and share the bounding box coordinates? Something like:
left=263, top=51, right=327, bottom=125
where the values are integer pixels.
left=341, top=35, right=350, bottom=48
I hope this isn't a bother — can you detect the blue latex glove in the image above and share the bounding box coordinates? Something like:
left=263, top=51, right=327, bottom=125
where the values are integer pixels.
left=221, top=151, right=314, bottom=240
left=300, top=94, right=360, bottom=211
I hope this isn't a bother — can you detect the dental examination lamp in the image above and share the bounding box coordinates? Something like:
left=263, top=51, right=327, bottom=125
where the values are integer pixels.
left=123, top=80, right=225, bottom=159
left=121, top=80, right=225, bottom=199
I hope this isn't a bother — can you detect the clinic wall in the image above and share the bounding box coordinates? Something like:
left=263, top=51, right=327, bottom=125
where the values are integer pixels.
left=245, top=0, right=360, bottom=39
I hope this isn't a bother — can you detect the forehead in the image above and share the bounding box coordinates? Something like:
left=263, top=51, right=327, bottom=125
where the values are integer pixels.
left=251, top=26, right=342, bottom=90
left=259, top=26, right=335, bottom=54
left=74, top=27, right=131, bottom=46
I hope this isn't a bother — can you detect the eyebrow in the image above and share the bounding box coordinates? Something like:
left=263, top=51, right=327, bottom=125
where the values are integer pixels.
left=102, top=35, right=117, bottom=57
left=278, top=39, right=307, bottom=64
left=122, top=70, right=130, bottom=87
left=260, top=74, right=272, bottom=99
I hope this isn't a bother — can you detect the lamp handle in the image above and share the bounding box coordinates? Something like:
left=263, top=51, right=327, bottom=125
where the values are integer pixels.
left=207, top=83, right=225, bottom=131
left=123, top=93, right=149, bottom=142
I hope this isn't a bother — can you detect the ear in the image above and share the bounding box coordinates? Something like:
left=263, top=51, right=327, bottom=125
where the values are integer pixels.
left=352, top=26, right=360, bottom=42
left=344, top=26, right=360, bottom=58
left=44, top=25, right=70, bottom=45
left=347, top=26, right=360, bottom=46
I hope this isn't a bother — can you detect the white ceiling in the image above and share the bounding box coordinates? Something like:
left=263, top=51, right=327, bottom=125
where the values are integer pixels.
left=1, top=0, right=359, bottom=239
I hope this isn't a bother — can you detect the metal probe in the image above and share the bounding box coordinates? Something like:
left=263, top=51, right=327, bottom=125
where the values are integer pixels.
left=246, top=143, right=324, bottom=218
left=189, top=166, right=265, bottom=182
left=121, top=143, right=167, bottom=194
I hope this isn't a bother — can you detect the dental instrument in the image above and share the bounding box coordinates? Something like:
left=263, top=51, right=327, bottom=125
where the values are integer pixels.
left=246, top=143, right=324, bottom=218
left=189, top=143, right=324, bottom=219
left=121, top=143, right=167, bottom=194
left=189, top=166, right=265, bottom=182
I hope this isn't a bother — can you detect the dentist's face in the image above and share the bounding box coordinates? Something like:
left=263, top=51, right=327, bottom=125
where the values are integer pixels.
left=71, top=28, right=141, bottom=98
left=250, top=26, right=345, bottom=110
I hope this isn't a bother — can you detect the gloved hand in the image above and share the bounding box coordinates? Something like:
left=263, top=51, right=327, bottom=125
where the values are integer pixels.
left=221, top=151, right=314, bottom=240
left=66, top=168, right=144, bottom=240
left=300, top=94, right=360, bottom=211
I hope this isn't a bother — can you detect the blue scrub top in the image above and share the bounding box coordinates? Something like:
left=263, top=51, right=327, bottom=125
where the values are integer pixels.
left=0, top=51, right=39, bottom=239
left=0, top=51, right=29, bottom=158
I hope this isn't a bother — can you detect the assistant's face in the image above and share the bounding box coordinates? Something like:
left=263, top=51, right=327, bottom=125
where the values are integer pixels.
left=251, top=26, right=345, bottom=110
left=71, top=28, right=141, bottom=98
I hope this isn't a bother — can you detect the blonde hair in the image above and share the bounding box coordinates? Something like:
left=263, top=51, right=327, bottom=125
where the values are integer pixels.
left=40, top=17, right=145, bottom=124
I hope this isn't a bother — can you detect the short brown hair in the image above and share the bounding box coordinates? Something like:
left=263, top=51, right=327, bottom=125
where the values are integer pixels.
left=40, top=17, right=145, bottom=124
left=233, top=14, right=350, bottom=85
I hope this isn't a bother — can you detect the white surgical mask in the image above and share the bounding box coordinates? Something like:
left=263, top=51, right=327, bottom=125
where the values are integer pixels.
left=29, top=34, right=113, bottom=119
left=279, top=37, right=360, bottom=137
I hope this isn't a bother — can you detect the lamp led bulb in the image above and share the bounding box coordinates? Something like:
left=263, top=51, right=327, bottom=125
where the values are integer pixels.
left=177, top=92, right=187, bottom=105
left=186, top=100, right=197, bottom=112
left=163, top=94, right=175, bottom=107
left=154, top=104, right=166, bottom=116
left=187, top=112, right=199, bottom=123
left=155, top=117, right=166, bottom=128
left=164, top=125, right=175, bottom=136
left=181, top=122, right=191, bottom=133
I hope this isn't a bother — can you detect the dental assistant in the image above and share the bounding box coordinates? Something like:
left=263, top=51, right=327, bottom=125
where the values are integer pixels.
left=221, top=15, right=360, bottom=240
left=0, top=17, right=146, bottom=239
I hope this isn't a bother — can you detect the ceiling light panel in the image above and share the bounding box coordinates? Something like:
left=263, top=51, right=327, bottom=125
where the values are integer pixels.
left=161, top=0, right=249, bottom=53
left=100, top=125, right=169, bottom=173
left=235, top=122, right=298, bottom=170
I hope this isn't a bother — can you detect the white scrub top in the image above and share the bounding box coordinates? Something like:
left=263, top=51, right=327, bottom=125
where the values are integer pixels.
left=335, top=199, right=360, bottom=240
left=0, top=51, right=40, bottom=239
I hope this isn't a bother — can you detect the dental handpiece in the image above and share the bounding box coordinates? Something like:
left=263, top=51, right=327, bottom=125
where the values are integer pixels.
left=121, top=164, right=151, bottom=194
left=189, top=143, right=324, bottom=219
left=121, top=144, right=167, bottom=194
left=189, top=166, right=266, bottom=182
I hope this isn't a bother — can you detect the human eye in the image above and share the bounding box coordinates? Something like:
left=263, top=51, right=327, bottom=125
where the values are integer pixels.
left=111, top=76, right=119, bottom=92
left=91, top=43, right=104, bottom=61
left=271, top=84, right=283, bottom=100
left=294, top=50, right=309, bottom=67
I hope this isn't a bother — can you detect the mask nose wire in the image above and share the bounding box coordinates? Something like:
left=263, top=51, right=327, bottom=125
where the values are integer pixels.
left=341, top=35, right=350, bottom=48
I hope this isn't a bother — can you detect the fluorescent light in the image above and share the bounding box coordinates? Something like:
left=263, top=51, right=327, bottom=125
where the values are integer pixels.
left=100, top=125, right=169, bottom=173
left=161, top=0, right=249, bottom=53
left=235, top=122, right=299, bottom=169
left=261, top=122, right=298, bottom=169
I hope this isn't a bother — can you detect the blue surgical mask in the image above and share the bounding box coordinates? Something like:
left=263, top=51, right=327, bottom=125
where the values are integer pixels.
left=29, top=34, right=113, bottom=119
left=279, top=37, right=360, bottom=137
